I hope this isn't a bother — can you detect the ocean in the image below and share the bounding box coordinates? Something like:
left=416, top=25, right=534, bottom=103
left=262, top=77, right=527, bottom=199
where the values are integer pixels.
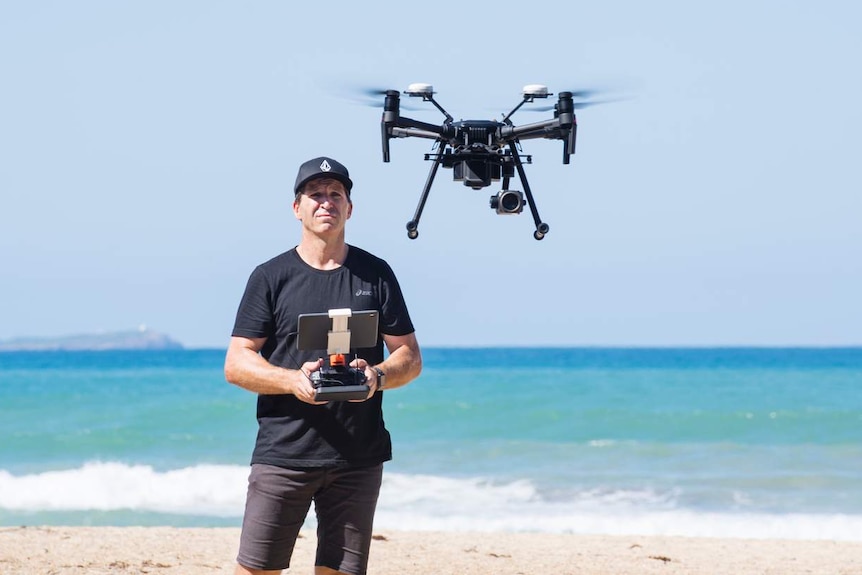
left=1, top=347, right=861, bottom=541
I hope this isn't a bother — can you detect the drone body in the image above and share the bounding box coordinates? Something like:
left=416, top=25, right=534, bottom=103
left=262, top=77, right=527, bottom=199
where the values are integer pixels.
left=378, top=83, right=582, bottom=240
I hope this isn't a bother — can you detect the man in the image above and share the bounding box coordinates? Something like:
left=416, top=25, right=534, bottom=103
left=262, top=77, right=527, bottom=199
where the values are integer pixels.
left=225, top=156, right=422, bottom=575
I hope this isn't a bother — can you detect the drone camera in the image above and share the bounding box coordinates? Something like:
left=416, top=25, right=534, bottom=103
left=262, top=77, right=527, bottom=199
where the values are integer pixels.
left=490, top=190, right=524, bottom=215
left=454, top=159, right=500, bottom=189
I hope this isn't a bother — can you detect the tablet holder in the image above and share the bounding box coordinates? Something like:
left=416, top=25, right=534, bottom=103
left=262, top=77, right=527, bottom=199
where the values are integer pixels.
left=296, top=309, right=379, bottom=401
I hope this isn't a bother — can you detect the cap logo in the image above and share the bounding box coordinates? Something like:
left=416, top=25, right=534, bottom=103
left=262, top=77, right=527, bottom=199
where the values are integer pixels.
left=319, top=160, right=332, bottom=172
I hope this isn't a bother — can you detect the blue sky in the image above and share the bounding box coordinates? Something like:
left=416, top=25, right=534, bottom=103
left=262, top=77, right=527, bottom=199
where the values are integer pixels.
left=1, top=1, right=860, bottom=348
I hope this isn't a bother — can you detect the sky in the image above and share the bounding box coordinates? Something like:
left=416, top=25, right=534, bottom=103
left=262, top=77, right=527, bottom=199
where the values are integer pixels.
left=1, top=1, right=860, bottom=348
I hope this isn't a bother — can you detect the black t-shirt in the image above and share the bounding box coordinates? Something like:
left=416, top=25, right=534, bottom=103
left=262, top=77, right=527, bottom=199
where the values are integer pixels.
left=232, top=245, right=415, bottom=468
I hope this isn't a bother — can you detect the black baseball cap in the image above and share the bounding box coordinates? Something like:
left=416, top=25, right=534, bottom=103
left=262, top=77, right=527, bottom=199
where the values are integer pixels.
left=293, top=156, right=353, bottom=195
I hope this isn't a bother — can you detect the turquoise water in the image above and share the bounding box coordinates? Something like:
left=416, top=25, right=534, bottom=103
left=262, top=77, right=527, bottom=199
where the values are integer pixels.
left=1, top=348, right=861, bottom=539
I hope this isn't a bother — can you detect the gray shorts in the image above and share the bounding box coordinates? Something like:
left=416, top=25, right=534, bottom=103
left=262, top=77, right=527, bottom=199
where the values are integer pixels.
left=236, top=463, right=384, bottom=574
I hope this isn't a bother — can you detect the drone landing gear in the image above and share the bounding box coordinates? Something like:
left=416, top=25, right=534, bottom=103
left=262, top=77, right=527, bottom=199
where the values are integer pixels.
left=406, top=153, right=443, bottom=240
left=509, top=142, right=550, bottom=241
left=405, top=148, right=550, bottom=241
left=534, top=224, right=551, bottom=241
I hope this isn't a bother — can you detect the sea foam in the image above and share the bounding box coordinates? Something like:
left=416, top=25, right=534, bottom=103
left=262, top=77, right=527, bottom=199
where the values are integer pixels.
left=2, top=462, right=861, bottom=541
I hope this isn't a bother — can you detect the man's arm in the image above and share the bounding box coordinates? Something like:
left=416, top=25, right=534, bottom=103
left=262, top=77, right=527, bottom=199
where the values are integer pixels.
left=348, top=332, right=422, bottom=400
left=375, top=332, right=422, bottom=390
left=224, top=336, right=324, bottom=404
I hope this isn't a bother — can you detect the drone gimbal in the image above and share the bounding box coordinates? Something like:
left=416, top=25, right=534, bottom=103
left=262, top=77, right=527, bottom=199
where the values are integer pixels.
left=379, top=84, right=578, bottom=241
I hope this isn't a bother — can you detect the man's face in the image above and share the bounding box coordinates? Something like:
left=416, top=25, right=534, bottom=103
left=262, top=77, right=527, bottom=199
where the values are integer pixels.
left=293, top=177, right=352, bottom=233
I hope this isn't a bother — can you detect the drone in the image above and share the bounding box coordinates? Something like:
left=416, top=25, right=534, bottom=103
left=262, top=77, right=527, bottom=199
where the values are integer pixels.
left=378, top=83, right=591, bottom=240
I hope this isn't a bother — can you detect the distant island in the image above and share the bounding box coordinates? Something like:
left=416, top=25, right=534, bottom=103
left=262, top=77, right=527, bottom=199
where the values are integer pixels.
left=0, top=326, right=184, bottom=351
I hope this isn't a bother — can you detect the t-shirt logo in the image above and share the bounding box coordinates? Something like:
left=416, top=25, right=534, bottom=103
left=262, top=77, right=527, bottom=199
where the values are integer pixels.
left=319, top=160, right=332, bottom=172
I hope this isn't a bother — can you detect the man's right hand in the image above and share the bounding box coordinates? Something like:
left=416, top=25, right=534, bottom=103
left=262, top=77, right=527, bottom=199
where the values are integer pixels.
left=292, top=358, right=327, bottom=404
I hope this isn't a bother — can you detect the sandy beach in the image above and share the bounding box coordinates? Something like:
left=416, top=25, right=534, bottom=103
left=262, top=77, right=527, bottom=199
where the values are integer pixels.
left=0, top=527, right=860, bottom=575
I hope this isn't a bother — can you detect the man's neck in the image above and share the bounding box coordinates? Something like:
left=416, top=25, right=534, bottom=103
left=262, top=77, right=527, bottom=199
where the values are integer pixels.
left=295, top=236, right=348, bottom=270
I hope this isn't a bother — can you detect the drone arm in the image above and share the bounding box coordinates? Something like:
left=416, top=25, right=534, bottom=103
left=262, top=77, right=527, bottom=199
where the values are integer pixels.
left=386, top=115, right=449, bottom=143
left=395, top=116, right=447, bottom=135
left=390, top=127, right=442, bottom=141
left=502, top=117, right=565, bottom=140
left=501, top=115, right=576, bottom=164
left=502, top=89, right=575, bottom=143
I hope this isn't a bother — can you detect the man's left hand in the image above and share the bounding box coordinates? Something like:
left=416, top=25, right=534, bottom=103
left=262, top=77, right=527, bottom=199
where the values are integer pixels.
left=348, top=358, right=380, bottom=401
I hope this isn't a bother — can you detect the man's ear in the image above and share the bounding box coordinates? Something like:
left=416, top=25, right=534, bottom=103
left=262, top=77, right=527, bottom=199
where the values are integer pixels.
left=293, top=198, right=302, bottom=220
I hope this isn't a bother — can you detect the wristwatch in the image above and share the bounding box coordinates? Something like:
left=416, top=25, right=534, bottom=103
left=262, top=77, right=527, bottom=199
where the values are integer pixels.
left=373, top=366, right=386, bottom=389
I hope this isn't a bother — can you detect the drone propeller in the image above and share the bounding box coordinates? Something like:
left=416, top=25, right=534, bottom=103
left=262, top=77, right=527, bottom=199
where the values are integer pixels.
left=486, top=86, right=628, bottom=118
left=525, top=95, right=630, bottom=112
left=351, top=86, right=397, bottom=103
left=561, top=88, right=603, bottom=100
left=345, top=86, right=428, bottom=111
left=358, top=87, right=392, bottom=97
left=356, top=83, right=436, bottom=97
left=341, top=87, right=388, bottom=107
